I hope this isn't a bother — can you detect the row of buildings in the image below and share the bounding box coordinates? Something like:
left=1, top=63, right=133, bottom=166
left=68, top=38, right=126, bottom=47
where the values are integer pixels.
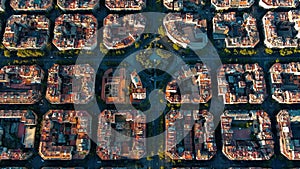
left=1, top=0, right=147, bottom=11
left=1, top=108, right=299, bottom=161
left=0, top=64, right=94, bottom=105
left=3, top=11, right=300, bottom=51
left=163, top=0, right=299, bottom=10
left=4, top=62, right=300, bottom=105
left=3, top=0, right=298, bottom=12
left=2, top=14, right=97, bottom=51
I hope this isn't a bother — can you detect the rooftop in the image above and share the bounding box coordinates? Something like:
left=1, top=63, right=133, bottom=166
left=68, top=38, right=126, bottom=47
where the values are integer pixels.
left=259, top=0, right=298, bottom=9
left=101, top=68, right=126, bottom=104
left=165, top=110, right=216, bottom=160
left=130, top=71, right=146, bottom=103
left=163, top=13, right=208, bottom=49
left=0, top=65, right=44, bottom=104
left=0, top=110, right=37, bottom=160
left=3, top=15, right=50, bottom=50
left=277, top=110, right=300, bottom=160
left=10, top=0, right=52, bottom=11
left=46, top=64, right=95, bottom=104
left=39, top=110, right=92, bottom=160
left=57, top=0, right=99, bottom=10
left=217, top=63, right=266, bottom=104
left=270, top=62, right=300, bottom=104
left=105, top=0, right=145, bottom=10
left=163, top=0, right=203, bottom=11
left=103, top=14, right=146, bottom=50
left=213, top=12, right=259, bottom=48
left=211, top=0, right=254, bottom=10
left=221, top=110, right=274, bottom=160
left=263, top=10, right=300, bottom=48
left=53, top=14, right=97, bottom=50
left=165, top=63, right=212, bottom=104
left=97, top=110, right=146, bottom=160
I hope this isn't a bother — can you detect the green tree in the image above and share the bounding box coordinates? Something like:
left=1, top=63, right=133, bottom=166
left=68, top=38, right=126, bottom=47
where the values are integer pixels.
left=172, top=44, right=180, bottom=51
left=135, top=42, right=140, bottom=49
left=265, top=48, right=273, bottom=55
left=158, top=26, right=166, bottom=36
left=4, top=50, right=10, bottom=57
left=99, top=43, right=108, bottom=54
